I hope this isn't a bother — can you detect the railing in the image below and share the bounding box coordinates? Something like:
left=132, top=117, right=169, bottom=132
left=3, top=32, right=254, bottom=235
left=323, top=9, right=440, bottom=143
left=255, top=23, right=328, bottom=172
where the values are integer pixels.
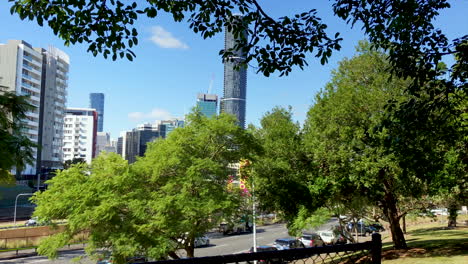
left=148, top=233, right=382, bottom=264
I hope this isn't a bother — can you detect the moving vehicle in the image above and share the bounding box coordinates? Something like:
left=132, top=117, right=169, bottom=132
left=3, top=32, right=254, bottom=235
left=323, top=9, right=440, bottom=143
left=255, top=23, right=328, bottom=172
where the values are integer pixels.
left=273, top=238, right=305, bottom=250
left=25, top=217, right=37, bottom=226
left=177, top=235, right=210, bottom=248
left=219, top=221, right=252, bottom=235
left=299, top=233, right=325, bottom=247
left=194, top=235, right=210, bottom=248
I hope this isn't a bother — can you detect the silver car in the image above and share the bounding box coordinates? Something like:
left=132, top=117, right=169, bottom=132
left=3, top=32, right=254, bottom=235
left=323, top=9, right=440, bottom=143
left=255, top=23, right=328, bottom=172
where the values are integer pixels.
left=299, top=233, right=325, bottom=247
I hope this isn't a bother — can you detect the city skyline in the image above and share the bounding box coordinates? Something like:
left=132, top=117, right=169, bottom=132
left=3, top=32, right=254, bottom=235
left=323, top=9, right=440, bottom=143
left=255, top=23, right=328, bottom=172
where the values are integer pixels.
left=0, top=1, right=467, bottom=138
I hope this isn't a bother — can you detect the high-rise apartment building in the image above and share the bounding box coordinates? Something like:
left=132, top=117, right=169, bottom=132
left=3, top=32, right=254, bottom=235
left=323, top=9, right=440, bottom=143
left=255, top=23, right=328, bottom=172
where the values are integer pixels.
left=62, top=108, right=97, bottom=164
left=0, top=40, right=70, bottom=175
left=89, top=93, right=104, bottom=132
left=197, top=93, right=218, bottom=118
left=159, top=119, right=185, bottom=138
left=36, top=46, right=69, bottom=171
left=123, top=123, right=161, bottom=164
left=96, top=132, right=110, bottom=155
left=221, top=15, right=248, bottom=128
left=117, top=119, right=184, bottom=162
left=0, top=40, right=43, bottom=175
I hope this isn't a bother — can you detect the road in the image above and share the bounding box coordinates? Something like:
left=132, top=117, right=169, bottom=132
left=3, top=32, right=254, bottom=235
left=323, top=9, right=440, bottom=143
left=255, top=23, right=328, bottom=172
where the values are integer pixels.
left=1, top=219, right=344, bottom=264
left=1, top=224, right=290, bottom=264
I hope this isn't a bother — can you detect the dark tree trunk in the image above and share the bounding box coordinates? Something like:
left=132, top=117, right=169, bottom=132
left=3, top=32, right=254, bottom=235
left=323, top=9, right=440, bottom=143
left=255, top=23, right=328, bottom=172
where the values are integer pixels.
left=186, top=246, right=195, bottom=258
left=402, top=214, right=406, bottom=234
left=448, top=203, right=458, bottom=227
left=185, top=237, right=195, bottom=258
left=381, top=170, right=407, bottom=249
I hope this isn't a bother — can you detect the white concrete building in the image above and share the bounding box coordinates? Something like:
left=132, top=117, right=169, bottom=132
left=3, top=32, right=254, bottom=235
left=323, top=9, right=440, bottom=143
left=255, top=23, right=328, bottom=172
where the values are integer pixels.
left=63, top=108, right=97, bottom=164
left=0, top=40, right=43, bottom=175
left=36, top=46, right=69, bottom=170
left=0, top=40, right=70, bottom=175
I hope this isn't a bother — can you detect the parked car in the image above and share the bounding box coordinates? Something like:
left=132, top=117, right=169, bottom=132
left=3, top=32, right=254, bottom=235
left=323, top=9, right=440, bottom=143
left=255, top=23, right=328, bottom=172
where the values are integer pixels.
left=318, top=230, right=341, bottom=245
left=246, top=246, right=282, bottom=264
left=368, top=223, right=385, bottom=233
left=273, top=238, right=305, bottom=250
left=346, top=222, right=372, bottom=236
left=97, top=255, right=147, bottom=264
left=299, top=233, right=325, bottom=247
left=430, top=208, right=448, bottom=216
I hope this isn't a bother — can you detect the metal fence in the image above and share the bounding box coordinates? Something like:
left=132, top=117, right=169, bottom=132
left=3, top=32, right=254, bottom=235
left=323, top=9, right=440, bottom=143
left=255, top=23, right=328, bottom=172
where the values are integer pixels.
left=148, top=233, right=382, bottom=264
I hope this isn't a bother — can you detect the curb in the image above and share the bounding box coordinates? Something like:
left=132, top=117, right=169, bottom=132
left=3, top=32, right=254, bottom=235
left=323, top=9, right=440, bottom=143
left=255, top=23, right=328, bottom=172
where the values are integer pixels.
left=0, top=247, right=84, bottom=261
left=0, top=252, right=38, bottom=260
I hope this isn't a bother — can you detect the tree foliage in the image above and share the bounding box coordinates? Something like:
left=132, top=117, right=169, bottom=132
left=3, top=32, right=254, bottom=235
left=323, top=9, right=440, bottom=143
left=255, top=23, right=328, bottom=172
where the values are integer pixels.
left=8, top=0, right=341, bottom=77
left=62, top=157, right=86, bottom=169
left=32, top=112, right=258, bottom=262
left=250, top=107, right=312, bottom=223
left=0, top=90, right=36, bottom=180
left=8, top=0, right=466, bottom=81
left=303, top=42, right=466, bottom=249
left=131, top=112, right=258, bottom=258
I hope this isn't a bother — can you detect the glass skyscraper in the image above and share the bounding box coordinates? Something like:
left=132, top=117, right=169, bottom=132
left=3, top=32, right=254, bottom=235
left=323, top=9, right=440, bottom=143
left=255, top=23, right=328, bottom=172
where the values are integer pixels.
left=89, top=93, right=104, bottom=132
left=221, top=15, right=247, bottom=128
left=197, top=93, right=218, bottom=118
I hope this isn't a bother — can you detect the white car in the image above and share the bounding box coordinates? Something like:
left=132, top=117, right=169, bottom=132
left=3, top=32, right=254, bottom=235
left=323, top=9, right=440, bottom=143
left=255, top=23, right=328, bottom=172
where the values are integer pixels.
left=178, top=235, right=210, bottom=248
left=25, top=217, right=38, bottom=226
left=318, top=230, right=340, bottom=245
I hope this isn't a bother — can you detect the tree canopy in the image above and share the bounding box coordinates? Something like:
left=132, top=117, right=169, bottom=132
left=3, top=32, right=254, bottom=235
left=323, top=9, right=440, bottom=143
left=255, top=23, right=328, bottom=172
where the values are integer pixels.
left=251, top=42, right=466, bottom=249
left=0, top=89, right=36, bottom=181
left=250, top=107, right=312, bottom=222
left=32, top=112, right=258, bottom=262
left=8, top=0, right=466, bottom=80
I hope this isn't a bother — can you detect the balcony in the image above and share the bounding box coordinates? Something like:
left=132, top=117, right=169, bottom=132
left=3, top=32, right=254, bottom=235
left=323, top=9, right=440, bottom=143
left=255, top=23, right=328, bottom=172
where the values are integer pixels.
left=21, top=81, right=40, bottom=93
left=23, top=63, right=42, bottom=76
left=22, top=74, right=41, bottom=86
left=26, top=112, right=39, bottom=119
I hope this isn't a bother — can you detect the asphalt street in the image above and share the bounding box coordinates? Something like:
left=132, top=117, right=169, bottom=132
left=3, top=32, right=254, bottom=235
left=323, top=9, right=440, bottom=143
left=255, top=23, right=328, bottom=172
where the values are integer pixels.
left=1, top=220, right=342, bottom=264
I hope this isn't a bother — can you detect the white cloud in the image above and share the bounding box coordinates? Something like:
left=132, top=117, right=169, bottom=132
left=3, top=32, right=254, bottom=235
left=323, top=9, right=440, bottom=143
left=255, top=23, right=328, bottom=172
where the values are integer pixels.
left=128, top=108, right=173, bottom=122
left=149, top=26, right=189, bottom=49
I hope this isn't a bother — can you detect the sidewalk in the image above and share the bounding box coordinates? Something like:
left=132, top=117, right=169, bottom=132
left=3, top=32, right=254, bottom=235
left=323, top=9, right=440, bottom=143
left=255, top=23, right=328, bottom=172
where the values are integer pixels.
left=0, top=243, right=85, bottom=260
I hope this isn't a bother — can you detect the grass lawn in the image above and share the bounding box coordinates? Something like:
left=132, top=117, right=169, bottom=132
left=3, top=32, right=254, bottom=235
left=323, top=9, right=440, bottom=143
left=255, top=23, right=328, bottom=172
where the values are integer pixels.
left=381, top=223, right=468, bottom=264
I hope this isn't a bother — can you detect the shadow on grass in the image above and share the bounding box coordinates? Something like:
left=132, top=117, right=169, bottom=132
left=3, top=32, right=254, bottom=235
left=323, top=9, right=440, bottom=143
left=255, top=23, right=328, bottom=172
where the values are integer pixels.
left=409, top=226, right=468, bottom=238
left=382, top=226, right=468, bottom=261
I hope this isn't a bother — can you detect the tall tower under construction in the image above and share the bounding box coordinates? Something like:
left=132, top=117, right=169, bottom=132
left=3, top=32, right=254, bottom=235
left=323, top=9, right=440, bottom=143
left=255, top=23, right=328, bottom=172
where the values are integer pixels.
left=221, top=15, right=247, bottom=128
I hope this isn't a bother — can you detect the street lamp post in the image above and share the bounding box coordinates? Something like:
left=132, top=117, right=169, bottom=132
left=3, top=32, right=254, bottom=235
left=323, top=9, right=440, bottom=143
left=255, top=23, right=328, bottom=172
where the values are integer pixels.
left=14, top=193, right=34, bottom=226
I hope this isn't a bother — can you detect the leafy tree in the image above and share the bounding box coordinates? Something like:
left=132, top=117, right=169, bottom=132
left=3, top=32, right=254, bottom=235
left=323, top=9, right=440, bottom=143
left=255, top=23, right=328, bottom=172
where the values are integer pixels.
left=32, top=112, right=258, bottom=262
left=303, top=42, right=417, bottom=249
left=303, top=41, right=466, bottom=249
left=0, top=89, right=36, bottom=181
left=32, top=154, right=148, bottom=262
left=250, top=107, right=312, bottom=223
left=132, top=112, right=258, bottom=258
left=62, top=157, right=86, bottom=169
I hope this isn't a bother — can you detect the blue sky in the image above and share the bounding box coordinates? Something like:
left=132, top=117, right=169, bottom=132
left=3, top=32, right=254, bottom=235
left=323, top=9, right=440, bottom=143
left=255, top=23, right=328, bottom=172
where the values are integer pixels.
left=1, top=1, right=467, bottom=139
